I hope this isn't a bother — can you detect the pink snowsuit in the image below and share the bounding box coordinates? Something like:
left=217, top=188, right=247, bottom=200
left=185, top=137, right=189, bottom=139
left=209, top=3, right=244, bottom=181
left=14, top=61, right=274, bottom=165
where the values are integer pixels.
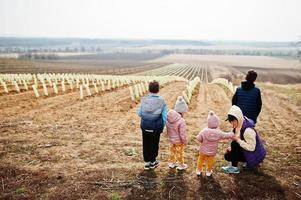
left=166, top=109, right=187, bottom=145
left=197, top=128, right=234, bottom=156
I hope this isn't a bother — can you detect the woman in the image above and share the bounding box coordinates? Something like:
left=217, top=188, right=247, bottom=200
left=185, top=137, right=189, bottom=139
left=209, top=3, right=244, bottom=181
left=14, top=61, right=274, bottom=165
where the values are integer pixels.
left=232, top=69, right=262, bottom=124
left=221, top=105, right=266, bottom=174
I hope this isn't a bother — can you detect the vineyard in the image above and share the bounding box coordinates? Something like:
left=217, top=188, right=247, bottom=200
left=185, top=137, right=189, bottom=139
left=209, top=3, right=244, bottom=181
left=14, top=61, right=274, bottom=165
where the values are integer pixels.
left=135, top=63, right=212, bottom=82
left=0, top=63, right=300, bottom=199
left=0, top=62, right=217, bottom=102
left=0, top=58, right=167, bottom=75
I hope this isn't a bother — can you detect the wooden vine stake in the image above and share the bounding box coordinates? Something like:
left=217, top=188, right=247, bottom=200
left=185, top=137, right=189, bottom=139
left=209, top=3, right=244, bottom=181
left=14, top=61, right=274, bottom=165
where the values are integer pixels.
left=53, top=82, right=58, bottom=94
left=23, top=80, right=28, bottom=91
left=101, top=81, right=105, bottom=92
left=134, top=84, right=140, bottom=99
left=93, top=82, right=99, bottom=94
left=84, top=84, right=92, bottom=96
left=79, top=85, right=84, bottom=100
left=13, top=81, right=20, bottom=93
left=129, top=86, right=135, bottom=101
left=42, top=81, right=48, bottom=96
left=32, top=85, right=40, bottom=98
left=61, top=80, right=66, bottom=93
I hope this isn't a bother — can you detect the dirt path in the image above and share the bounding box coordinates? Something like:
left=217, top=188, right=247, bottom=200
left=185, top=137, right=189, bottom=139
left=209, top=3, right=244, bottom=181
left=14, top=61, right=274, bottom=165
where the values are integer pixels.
left=127, top=66, right=238, bottom=199
left=127, top=77, right=298, bottom=199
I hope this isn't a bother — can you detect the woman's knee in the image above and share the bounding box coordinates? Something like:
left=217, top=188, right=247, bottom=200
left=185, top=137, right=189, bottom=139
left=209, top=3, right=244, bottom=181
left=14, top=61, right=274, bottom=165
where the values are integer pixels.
left=224, top=152, right=231, bottom=161
left=231, top=141, right=240, bottom=149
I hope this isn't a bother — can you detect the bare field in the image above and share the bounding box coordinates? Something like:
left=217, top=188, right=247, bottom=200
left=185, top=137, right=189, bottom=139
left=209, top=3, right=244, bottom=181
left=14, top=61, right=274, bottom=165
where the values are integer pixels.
left=2, top=53, right=301, bottom=84
left=59, top=52, right=164, bottom=61
left=0, top=77, right=300, bottom=199
left=149, top=54, right=301, bottom=84
left=0, top=54, right=301, bottom=199
left=151, top=54, right=300, bottom=69
left=0, top=58, right=168, bottom=75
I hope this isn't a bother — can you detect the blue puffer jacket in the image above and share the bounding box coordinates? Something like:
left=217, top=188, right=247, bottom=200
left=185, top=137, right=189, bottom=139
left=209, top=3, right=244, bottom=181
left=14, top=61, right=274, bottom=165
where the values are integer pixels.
left=232, top=81, right=262, bottom=123
left=137, top=93, right=168, bottom=134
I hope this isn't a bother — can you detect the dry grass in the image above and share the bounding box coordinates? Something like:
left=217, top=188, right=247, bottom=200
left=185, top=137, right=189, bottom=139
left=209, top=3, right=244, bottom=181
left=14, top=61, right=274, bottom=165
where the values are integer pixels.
left=258, top=83, right=301, bottom=106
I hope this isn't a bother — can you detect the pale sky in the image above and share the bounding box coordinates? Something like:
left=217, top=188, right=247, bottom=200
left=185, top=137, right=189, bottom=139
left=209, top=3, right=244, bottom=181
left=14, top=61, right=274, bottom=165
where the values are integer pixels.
left=0, top=0, right=300, bottom=41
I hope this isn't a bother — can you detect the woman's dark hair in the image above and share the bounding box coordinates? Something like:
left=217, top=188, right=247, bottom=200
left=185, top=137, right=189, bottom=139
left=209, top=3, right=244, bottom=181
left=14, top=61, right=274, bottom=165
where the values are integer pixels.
left=227, top=114, right=237, bottom=122
left=149, top=81, right=159, bottom=93
left=246, top=70, right=257, bottom=82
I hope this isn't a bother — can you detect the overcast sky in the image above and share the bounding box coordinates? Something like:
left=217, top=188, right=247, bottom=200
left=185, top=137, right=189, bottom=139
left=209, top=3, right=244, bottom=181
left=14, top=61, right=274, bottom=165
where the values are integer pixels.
left=0, top=0, right=300, bottom=41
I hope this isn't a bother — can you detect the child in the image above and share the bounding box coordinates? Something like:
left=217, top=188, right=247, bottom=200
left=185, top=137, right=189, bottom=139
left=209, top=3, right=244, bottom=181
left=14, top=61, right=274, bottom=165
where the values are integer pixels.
left=174, top=96, right=188, bottom=117
left=196, top=111, right=234, bottom=176
left=137, top=80, right=168, bottom=170
left=166, top=96, right=188, bottom=170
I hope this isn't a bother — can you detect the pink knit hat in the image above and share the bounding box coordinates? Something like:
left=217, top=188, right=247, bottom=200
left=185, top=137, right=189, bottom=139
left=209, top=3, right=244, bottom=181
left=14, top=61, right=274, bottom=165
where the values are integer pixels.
left=207, top=111, right=219, bottom=128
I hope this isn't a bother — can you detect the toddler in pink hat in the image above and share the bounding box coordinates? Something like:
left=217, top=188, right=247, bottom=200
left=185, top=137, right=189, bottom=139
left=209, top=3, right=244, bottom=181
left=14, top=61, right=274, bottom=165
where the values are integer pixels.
left=196, top=111, right=234, bottom=176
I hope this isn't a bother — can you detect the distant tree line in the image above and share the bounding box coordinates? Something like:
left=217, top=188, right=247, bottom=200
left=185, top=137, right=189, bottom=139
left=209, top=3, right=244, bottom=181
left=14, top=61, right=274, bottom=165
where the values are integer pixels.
left=15, top=48, right=299, bottom=60
left=19, top=53, right=59, bottom=60
left=0, top=46, right=103, bottom=54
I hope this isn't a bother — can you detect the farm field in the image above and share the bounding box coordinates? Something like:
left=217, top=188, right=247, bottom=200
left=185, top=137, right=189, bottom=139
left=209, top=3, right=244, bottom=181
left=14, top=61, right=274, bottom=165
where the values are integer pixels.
left=134, top=64, right=211, bottom=82
left=0, top=63, right=300, bottom=199
left=1, top=0, right=301, bottom=198
left=151, top=54, right=300, bottom=69
left=149, top=54, right=301, bottom=84
left=2, top=52, right=301, bottom=84
left=0, top=58, right=168, bottom=75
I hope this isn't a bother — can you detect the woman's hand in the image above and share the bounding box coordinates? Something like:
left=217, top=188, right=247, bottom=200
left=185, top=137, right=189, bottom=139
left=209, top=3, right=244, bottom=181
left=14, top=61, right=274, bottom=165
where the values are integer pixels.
left=225, top=147, right=231, bottom=153
left=233, top=134, right=240, bottom=141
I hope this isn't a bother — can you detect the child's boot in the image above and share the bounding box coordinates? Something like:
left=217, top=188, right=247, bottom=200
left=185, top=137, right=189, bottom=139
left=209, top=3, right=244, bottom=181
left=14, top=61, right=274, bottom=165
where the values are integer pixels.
left=196, top=169, right=203, bottom=176
left=206, top=170, right=213, bottom=177
left=176, top=163, right=187, bottom=171
left=168, top=162, right=177, bottom=169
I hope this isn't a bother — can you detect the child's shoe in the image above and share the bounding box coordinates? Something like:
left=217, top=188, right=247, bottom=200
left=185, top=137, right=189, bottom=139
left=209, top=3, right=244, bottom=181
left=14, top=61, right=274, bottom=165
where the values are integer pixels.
left=168, top=162, right=177, bottom=169
left=176, top=164, right=187, bottom=171
left=144, top=162, right=151, bottom=170
left=196, top=170, right=202, bottom=176
left=206, top=170, right=213, bottom=177
left=221, top=165, right=240, bottom=174
left=150, top=160, right=159, bottom=169
left=221, top=164, right=231, bottom=171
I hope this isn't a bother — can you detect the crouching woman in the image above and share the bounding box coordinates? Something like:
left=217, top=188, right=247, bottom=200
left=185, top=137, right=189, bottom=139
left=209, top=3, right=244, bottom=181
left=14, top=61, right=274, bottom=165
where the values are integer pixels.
left=222, top=105, right=266, bottom=174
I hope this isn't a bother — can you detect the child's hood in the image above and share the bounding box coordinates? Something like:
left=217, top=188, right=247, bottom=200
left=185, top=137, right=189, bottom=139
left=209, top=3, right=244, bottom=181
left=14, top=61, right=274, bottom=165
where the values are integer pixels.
left=141, top=96, right=164, bottom=113
left=167, top=109, right=182, bottom=123
left=203, top=128, right=221, bottom=142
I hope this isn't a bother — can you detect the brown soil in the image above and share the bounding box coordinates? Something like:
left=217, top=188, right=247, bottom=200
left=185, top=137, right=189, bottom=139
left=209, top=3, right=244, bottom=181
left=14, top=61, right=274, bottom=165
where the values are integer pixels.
left=0, top=78, right=300, bottom=199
